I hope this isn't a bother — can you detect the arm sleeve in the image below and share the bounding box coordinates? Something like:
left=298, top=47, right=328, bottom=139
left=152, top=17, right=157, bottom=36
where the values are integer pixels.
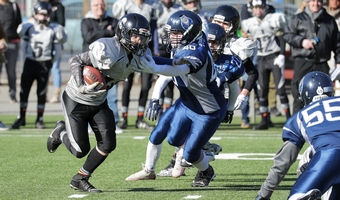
left=152, top=64, right=190, bottom=76
left=151, top=75, right=172, bottom=99
left=278, top=35, right=285, bottom=55
left=226, top=81, right=239, bottom=111
left=243, top=58, right=259, bottom=91
left=258, top=141, right=300, bottom=199
left=69, top=51, right=93, bottom=87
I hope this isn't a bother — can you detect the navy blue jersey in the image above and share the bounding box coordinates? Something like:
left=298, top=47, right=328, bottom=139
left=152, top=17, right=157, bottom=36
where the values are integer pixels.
left=171, top=34, right=225, bottom=114
left=282, top=96, right=340, bottom=152
left=215, top=54, right=245, bottom=85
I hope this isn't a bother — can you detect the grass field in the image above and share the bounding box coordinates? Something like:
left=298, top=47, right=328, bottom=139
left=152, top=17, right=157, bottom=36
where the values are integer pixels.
left=0, top=115, right=305, bottom=200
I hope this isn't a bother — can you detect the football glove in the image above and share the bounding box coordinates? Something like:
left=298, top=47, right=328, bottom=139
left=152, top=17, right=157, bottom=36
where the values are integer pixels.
left=145, top=99, right=163, bottom=121
left=223, top=110, right=234, bottom=124
left=273, top=54, right=285, bottom=68
left=173, top=56, right=201, bottom=69
left=139, top=54, right=156, bottom=74
left=79, top=82, right=106, bottom=94
left=234, top=93, right=249, bottom=110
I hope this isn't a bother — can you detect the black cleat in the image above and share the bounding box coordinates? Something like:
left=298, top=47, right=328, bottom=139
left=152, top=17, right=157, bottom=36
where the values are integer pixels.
left=253, top=121, right=269, bottom=130
left=70, top=174, right=102, bottom=193
left=118, top=119, right=128, bottom=129
left=11, top=117, right=26, bottom=129
left=35, top=120, right=46, bottom=129
left=47, top=120, right=65, bottom=153
left=135, top=119, right=154, bottom=129
left=191, top=165, right=216, bottom=187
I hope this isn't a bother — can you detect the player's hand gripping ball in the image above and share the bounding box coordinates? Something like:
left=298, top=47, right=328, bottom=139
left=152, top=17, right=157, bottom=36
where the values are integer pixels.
left=83, top=66, right=107, bottom=91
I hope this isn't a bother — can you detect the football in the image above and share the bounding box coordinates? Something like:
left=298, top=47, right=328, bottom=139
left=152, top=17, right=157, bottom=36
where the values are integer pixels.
left=83, top=65, right=107, bottom=90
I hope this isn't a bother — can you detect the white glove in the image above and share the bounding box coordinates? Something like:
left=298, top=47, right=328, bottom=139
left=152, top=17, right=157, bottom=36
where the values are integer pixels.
left=233, top=93, right=249, bottom=110
left=138, top=54, right=156, bottom=73
left=173, top=56, right=201, bottom=69
left=273, top=54, right=285, bottom=68
left=79, top=82, right=105, bottom=94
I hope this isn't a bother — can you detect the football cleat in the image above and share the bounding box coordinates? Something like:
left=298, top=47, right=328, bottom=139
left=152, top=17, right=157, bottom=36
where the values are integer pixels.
left=297, top=189, right=321, bottom=200
left=47, top=120, right=65, bottom=153
left=35, top=119, right=46, bottom=129
left=125, top=166, right=156, bottom=181
left=135, top=119, right=154, bottom=129
left=157, top=156, right=175, bottom=177
left=70, top=174, right=102, bottom=193
left=191, top=165, right=216, bottom=187
left=172, top=147, right=185, bottom=178
left=202, top=141, right=222, bottom=155
left=11, top=117, right=26, bottom=129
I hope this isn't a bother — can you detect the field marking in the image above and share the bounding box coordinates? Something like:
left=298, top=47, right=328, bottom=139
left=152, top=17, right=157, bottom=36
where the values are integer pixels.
left=68, top=194, right=88, bottom=198
left=183, top=195, right=202, bottom=199
left=132, top=136, right=147, bottom=140
left=216, top=153, right=303, bottom=160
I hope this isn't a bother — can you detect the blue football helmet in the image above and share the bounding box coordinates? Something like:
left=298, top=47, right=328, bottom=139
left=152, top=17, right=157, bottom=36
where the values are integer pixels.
left=207, top=23, right=226, bottom=60
left=298, top=71, right=333, bottom=107
left=163, top=10, right=202, bottom=52
left=212, top=5, right=240, bottom=36
left=116, top=13, right=151, bottom=56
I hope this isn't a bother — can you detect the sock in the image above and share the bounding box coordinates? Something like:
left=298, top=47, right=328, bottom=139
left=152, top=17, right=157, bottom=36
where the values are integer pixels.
left=122, top=112, right=128, bottom=121
left=137, top=111, right=144, bottom=121
left=145, top=141, right=162, bottom=171
left=193, top=152, right=209, bottom=171
left=82, top=147, right=107, bottom=174
left=20, top=107, right=27, bottom=118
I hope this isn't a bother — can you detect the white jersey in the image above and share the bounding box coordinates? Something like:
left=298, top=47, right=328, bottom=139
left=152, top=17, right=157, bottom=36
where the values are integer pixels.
left=156, top=3, right=183, bottom=44
left=66, top=37, right=153, bottom=106
left=17, top=19, right=67, bottom=61
left=112, top=0, right=161, bottom=22
left=241, top=12, right=286, bottom=56
left=223, top=35, right=258, bottom=61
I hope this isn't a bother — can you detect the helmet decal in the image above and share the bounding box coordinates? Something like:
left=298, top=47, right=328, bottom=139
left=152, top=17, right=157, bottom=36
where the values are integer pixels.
left=180, top=15, right=194, bottom=31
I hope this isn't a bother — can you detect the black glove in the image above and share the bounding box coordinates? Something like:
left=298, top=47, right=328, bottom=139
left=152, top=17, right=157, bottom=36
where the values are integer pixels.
left=145, top=99, right=163, bottom=121
left=223, top=111, right=234, bottom=124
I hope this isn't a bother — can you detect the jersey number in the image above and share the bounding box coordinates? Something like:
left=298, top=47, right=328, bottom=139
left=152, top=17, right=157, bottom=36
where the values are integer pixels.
left=33, top=41, right=43, bottom=58
left=301, top=98, right=340, bottom=127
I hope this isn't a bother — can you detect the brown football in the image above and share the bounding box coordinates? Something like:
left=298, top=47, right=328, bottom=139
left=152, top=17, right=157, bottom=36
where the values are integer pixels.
left=83, top=66, right=106, bottom=90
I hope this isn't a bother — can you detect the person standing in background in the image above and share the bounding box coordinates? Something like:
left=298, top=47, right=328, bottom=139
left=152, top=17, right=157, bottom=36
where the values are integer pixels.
left=0, top=0, right=22, bottom=103
left=283, top=0, right=340, bottom=114
left=324, top=0, right=340, bottom=96
left=81, top=0, right=122, bottom=133
left=0, top=22, right=9, bottom=131
left=12, top=1, right=67, bottom=129
left=48, top=0, right=65, bottom=103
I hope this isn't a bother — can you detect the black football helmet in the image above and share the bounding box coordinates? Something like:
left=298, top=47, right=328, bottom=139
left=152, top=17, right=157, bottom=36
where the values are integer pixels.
left=116, top=13, right=151, bottom=56
left=207, top=23, right=226, bottom=60
left=163, top=10, right=202, bottom=52
left=33, top=1, right=52, bottom=24
left=299, top=71, right=333, bottom=107
left=212, top=5, right=240, bottom=36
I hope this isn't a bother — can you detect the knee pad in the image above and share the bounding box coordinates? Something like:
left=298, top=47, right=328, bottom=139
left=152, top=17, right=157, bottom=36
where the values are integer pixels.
left=98, top=140, right=116, bottom=154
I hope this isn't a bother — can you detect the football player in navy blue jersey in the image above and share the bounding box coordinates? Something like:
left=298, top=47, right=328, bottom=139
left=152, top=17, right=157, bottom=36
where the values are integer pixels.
left=126, top=12, right=243, bottom=187
left=256, top=71, right=340, bottom=200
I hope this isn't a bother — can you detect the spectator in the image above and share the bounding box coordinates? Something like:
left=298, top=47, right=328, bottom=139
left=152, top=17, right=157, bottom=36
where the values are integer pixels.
left=48, top=0, right=65, bottom=103
left=283, top=0, right=340, bottom=114
left=0, top=0, right=22, bottom=103
left=81, top=0, right=122, bottom=133
left=11, top=1, right=67, bottom=129
left=112, top=0, right=162, bottom=129
left=324, top=0, right=340, bottom=96
left=0, top=22, right=9, bottom=131
left=242, top=0, right=291, bottom=130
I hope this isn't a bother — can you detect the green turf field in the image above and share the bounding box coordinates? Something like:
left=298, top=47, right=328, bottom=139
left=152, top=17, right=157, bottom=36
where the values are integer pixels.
left=0, top=115, right=305, bottom=200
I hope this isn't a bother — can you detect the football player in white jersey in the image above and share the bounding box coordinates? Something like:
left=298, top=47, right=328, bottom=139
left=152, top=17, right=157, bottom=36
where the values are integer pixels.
left=125, top=10, right=227, bottom=187
left=255, top=71, right=340, bottom=200
left=242, top=0, right=291, bottom=130
left=12, top=1, right=66, bottom=129
left=46, top=13, right=199, bottom=193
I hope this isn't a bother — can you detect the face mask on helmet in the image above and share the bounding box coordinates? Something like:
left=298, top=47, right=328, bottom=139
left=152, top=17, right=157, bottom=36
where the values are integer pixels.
left=298, top=71, right=334, bottom=107
left=162, top=0, right=175, bottom=9
left=181, top=0, right=201, bottom=12
left=212, top=5, right=240, bottom=36
left=116, top=13, right=151, bottom=56
left=207, top=23, right=226, bottom=60
left=163, top=10, right=202, bottom=52
left=33, top=2, right=52, bottom=25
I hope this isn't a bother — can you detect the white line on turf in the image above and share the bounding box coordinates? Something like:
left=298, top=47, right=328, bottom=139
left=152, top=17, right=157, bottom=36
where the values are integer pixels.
left=68, top=194, right=88, bottom=198
left=132, top=136, right=146, bottom=140
left=216, top=153, right=303, bottom=160
left=183, top=195, right=202, bottom=199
